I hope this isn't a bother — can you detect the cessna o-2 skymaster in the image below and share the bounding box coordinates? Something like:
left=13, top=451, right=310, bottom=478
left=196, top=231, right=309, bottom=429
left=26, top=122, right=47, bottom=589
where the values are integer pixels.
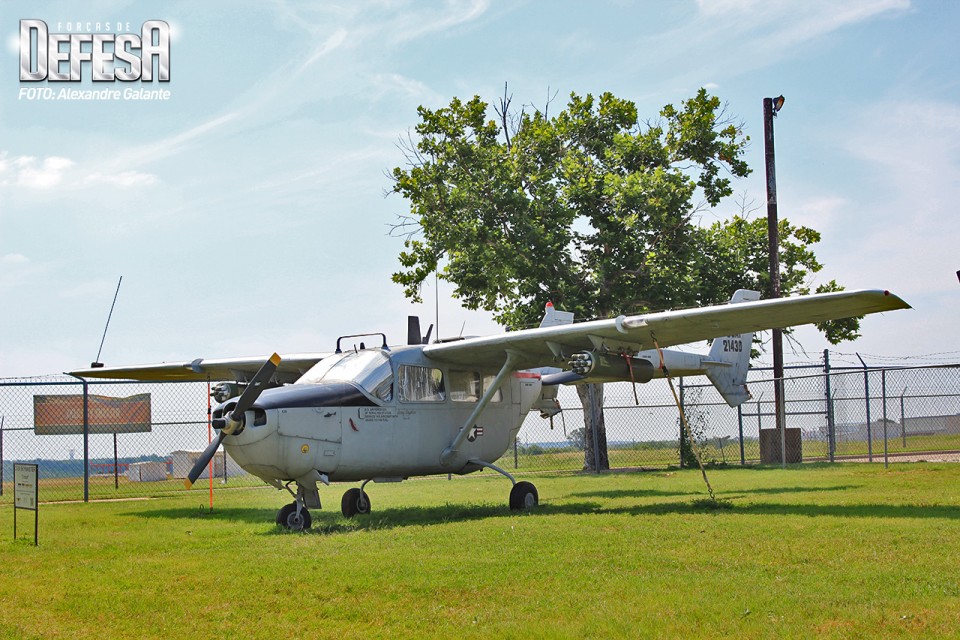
left=71, top=288, right=908, bottom=530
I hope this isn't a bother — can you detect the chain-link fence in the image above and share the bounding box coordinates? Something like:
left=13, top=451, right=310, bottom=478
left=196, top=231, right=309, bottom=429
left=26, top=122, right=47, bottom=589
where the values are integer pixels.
left=0, top=377, right=263, bottom=505
left=2, top=361, right=959, bottom=504
left=504, top=362, right=960, bottom=472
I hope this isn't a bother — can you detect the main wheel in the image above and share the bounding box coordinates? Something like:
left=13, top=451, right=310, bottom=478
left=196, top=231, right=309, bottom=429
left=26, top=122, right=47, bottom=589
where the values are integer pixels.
left=341, top=487, right=371, bottom=518
left=277, top=502, right=312, bottom=531
left=509, top=481, right=539, bottom=510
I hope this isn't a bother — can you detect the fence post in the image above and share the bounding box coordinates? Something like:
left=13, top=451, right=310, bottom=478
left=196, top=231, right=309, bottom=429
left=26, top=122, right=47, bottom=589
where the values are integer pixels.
left=856, top=354, right=873, bottom=462
left=0, top=415, right=4, bottom=496
left=900, top=386, right=908, bottom=448
left=882, top=369, right=889, bottom=469
left=737, top=404, right=745, bottom=465
left=82, top=378, right=90, bottom=502
left=824, top=349, right=835, bottom=462
left=678, top=378, right=685, bottom=468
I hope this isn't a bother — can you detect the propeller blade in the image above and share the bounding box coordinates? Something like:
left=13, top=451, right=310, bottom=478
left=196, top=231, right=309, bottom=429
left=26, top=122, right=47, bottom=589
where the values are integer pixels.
left=230, top=353, right=281, bottom=419
left=184, top=353, right=281, bottom=490
left=184, top=431, right=226, bottom=489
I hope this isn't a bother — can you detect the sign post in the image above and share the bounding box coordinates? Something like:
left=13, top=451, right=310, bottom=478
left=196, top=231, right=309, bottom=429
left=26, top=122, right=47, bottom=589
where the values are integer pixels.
left=14, top=463, right=39, bottom=546
left=0, top=415, right=5, bottom=497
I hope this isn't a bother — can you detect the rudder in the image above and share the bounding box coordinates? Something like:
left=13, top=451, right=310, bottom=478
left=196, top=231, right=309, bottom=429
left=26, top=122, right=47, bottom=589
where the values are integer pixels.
left=705, top=289, right=760, bottom=406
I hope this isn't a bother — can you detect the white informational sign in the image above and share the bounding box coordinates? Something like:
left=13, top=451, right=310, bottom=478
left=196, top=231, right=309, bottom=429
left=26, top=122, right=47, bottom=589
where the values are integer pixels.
left=14, top=463, right=38, bottom=510
left=13, top=463, right=39, bottom=545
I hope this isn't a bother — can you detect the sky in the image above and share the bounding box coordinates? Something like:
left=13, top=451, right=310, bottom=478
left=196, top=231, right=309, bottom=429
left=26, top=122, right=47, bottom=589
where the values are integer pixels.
left=1, top=0, right=958, bottom=379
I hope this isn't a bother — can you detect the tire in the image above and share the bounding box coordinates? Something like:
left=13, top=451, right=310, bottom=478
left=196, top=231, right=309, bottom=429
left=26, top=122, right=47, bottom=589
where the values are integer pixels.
left=277, top=502, right=295, bottom=525
left=277, top=502, right=312, bottom=531
left=341, top=487, right=371, bottom=518
left=509, top=481, right=539, bottom=510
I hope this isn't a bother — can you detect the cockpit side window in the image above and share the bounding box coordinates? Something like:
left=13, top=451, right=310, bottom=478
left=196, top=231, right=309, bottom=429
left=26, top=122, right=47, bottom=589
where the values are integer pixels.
left=399, top=365, right=445, bottom=402
left=450, top=370, right=481, bottom=402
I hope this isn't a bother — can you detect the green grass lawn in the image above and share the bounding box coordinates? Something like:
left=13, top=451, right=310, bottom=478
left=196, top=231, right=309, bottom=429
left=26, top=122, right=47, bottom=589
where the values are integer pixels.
left=2, top=464, right=959, bottom=639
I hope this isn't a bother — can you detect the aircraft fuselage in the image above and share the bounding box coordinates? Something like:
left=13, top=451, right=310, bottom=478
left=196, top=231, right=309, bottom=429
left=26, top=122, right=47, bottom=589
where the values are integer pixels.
left=218, top=345, right=541, bottom=486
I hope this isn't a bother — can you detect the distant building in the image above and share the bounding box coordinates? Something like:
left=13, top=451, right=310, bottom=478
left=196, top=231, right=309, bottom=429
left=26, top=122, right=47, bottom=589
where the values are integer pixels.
left=127, top=461, right=168, bottom=482
left=818, top=414, right=960, bottom=441
left=170, top=450, right=248, bottom=479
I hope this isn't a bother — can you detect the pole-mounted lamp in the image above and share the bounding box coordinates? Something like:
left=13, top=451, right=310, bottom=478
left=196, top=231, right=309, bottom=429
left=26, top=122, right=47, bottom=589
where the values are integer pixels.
left=763, top=94, right=786, bottom=465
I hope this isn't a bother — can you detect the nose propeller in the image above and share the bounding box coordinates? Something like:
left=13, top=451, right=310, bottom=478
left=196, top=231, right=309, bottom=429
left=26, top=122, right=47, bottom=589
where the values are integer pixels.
left=184, top=353, right=281, bottom=489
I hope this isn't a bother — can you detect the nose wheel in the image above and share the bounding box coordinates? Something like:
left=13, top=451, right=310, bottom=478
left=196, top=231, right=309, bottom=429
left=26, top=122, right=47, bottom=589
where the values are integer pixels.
left=277, top=501, right=312, bottom=531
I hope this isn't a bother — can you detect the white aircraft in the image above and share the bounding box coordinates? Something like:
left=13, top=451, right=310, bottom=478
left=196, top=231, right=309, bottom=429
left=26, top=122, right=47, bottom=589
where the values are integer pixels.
left=71, top=288, right=909, bottom=529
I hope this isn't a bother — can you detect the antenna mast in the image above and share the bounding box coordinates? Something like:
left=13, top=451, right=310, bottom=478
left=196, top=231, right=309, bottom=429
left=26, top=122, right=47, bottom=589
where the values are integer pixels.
left=92, top=276, right=122, bottom=368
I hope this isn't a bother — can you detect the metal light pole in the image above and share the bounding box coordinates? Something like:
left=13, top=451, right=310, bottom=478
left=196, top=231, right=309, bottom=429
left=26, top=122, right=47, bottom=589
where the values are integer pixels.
left=763, top=95, right=786, bottom=465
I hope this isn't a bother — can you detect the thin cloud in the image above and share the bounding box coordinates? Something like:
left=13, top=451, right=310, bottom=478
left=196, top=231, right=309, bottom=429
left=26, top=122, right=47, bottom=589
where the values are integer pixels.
left=58, top=279, right=122, bottom=300
left=821, top=98, right=960, bottom=295
left=107, top=112, right=239, bottom=170
left=646, top=0, right=912, bottom=85
left=0, top=151, right=158, bottom=190
left=298, top=27, right=349, bottom=72
left=388, top=0, right=490, bottom=44
left=0, top=155, right=75, bottom=189
left=89, top=2, right=490, bottom=182
left=85, top=171, right=159, bottom=188
left=369, top=72, right=445, bottom=104
left=845, top=99, right=960, bottom=213
left=790, top=195, right=849, bottom=231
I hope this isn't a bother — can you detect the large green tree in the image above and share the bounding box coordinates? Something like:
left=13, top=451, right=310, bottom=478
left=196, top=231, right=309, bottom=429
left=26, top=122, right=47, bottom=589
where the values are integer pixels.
left=390, top=88, right=858, bottom=470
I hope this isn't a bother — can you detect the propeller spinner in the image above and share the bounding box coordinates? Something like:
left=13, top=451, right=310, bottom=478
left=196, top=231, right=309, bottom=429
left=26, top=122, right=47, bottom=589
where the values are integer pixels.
left=184, top=353, right=281, bottom=488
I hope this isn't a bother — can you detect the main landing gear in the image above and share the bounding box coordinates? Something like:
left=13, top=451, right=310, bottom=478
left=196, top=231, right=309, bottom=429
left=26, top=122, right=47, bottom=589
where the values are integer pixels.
left=509, top=480, right=539, bottom=510
left=279, top=466, right=538, bottom=527
left=473, top=460, right=538, bottom=511
left=341, top=486, right=371, bottom=518
left=336, top=467, right=538, bottom=518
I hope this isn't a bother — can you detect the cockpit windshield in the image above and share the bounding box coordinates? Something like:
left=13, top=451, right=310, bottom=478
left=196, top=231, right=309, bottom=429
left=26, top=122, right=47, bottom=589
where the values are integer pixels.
left=296, top=350, right=393, bottom=401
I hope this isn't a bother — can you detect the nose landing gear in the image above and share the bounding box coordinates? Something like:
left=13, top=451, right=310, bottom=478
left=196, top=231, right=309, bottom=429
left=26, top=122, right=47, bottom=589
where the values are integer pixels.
left=277, top=501, right=312, bottom=531
left=277, top=481, right=322, bottom=531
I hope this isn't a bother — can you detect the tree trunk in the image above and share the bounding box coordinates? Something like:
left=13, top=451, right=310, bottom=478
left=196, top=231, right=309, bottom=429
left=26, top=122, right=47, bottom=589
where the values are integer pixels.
left=577, top=383, right=609, bottom=471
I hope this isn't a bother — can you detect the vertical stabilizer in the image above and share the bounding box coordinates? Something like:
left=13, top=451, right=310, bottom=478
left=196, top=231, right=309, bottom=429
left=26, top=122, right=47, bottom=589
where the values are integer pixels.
left=539, top=301, right=575, bottom=328
left=704, top=290, right=760, bottom=406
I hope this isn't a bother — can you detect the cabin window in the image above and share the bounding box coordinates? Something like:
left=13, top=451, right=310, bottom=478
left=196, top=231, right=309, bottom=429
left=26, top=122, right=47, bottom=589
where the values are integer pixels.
left=399, top=365, right=446, bottom=402
left=450, top=370, right=481, bottom=402
left=483, top=374, right=503, bottom=402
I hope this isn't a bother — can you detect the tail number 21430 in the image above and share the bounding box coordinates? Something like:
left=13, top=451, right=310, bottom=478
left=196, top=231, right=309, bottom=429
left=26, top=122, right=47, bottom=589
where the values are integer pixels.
left=722, top=338, right=743, bottom=353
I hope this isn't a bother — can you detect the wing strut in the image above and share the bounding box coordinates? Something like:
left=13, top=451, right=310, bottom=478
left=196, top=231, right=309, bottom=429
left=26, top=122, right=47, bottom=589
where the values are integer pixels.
left=440, top=349, right=520, bottom=466
left=651, top=333, right=717, bottom=502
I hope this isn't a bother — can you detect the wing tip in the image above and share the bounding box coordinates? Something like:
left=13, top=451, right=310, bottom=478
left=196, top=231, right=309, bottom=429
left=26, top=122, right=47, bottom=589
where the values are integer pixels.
left=881, top=289, right=912, bottom=310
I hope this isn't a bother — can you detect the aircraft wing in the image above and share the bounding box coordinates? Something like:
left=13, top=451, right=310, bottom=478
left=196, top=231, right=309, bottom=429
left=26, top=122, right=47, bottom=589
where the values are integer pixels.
left=68, top=352, right=330, bottom=384
left=422, top=289, right=910, bottom=370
